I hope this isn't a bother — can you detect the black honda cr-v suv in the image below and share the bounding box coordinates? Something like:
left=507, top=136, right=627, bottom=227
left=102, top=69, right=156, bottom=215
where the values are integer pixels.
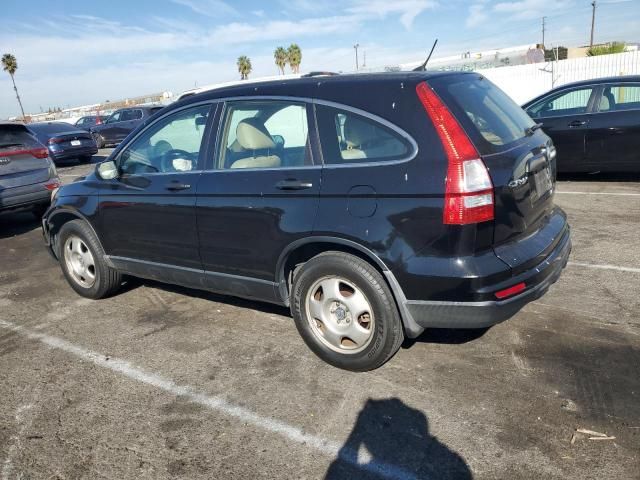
left=42, top=72, right=571, bottom=371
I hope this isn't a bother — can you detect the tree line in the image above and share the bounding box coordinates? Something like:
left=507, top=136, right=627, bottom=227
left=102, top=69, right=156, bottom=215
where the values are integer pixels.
left=237, top=44, right=302, bottom=80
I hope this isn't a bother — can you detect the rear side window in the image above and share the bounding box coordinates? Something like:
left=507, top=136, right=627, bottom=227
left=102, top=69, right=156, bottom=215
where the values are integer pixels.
left=316, top=105, right=410, bottom=164
left=600, top=84, right=640, bottom=112
left=0, top=125, right=36, bottom=148
left=430, top=75, right=535, bottom=152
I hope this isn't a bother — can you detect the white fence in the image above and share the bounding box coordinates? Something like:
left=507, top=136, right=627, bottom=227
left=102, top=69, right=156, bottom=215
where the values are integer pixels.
left=479, top=51, right=640, bottom=105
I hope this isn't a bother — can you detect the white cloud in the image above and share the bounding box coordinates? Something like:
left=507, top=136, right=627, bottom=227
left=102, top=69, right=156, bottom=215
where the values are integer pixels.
left=493, top=0, right=575, bottom=20
left=347, top=0, right=438, bottom=30
left=170, top=0, right=237, bottom=17
left=466, top=2, right=490, bottom=28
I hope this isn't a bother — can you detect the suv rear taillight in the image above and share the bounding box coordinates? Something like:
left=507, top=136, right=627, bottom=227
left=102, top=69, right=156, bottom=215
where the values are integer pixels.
left=416, top=81, right=494, bottom=225
left=2, top=147, right=49, bottom=159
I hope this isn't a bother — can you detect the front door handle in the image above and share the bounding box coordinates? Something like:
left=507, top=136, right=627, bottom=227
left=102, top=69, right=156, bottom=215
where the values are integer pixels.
left=568, top=120, right=587, bottom=127
left=165, top=180, right=191, bottom=191
left=275, top=179, right=313, bottom=190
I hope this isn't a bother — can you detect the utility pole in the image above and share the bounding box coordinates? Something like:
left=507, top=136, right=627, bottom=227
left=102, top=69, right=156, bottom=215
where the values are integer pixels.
left=590, top=1, right=596, bottom=47
left=354, top=43, right=360, bottom=71
left=542, top=16, right=546, bottom=47
left=362, top=51, right=366, bottom=69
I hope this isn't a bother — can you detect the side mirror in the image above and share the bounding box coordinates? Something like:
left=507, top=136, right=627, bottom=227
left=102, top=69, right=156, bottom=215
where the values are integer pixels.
left=96, top=160, right=119, bottom=180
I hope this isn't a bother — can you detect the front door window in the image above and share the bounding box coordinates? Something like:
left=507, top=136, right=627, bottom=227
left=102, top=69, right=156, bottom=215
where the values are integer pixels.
left=119, top=105, right=210, bottom=175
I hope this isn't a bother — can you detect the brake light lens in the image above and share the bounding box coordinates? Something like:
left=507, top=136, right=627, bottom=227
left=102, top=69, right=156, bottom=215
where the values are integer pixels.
left=44, top=180, right=60, bottom=191
left=416, top=82, right=494, bottom=225
left=495, top=282, right=526, bottom=299
left=1, top=147, right=49, bottom=159
left=48, top=137, right=63, bottom=144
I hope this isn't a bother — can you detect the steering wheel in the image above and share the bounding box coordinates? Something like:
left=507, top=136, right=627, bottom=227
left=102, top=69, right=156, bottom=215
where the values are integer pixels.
left=159, top=149, right=194, bottom=172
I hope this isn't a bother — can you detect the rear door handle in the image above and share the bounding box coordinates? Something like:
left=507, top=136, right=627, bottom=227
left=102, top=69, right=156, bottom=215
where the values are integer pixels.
left=568, top=120, right=587, bottom=127
left=165, top=180, right=191, bottom=191
left=275, top=179, right=313, bottom=190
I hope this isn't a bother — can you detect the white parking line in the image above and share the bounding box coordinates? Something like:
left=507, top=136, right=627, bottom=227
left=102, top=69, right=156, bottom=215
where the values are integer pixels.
left=0, top=319, right=418, bottom=480
left=556, top=191, right=640, bottom=197
left=568, top=261, right=640, bottom=274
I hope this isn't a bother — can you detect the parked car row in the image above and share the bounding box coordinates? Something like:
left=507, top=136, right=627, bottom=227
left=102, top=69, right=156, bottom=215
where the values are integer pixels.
left=90, top=106, right=164, bottom=148
left=42, top=72, right=571, bottom=371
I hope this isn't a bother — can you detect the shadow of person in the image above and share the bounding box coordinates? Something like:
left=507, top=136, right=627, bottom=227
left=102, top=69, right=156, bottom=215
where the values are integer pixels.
left=325, top=398, right=472, bottom=480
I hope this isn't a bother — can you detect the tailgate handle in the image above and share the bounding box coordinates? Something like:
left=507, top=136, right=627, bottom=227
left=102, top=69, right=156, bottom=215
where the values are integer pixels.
left=276, top=179, right=313, bottom=190
left=568, top=120, right=587, bottom=128
left=528, top=155, right=547, bottom=173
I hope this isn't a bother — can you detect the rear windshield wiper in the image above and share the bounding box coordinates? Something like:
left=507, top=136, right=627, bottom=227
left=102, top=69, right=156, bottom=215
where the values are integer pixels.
left=525, top=123, right=543, bottom=136
left=0, top=142, right=23, bottom=149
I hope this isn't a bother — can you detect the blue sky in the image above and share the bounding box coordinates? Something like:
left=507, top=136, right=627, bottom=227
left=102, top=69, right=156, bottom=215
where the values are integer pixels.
left=1, top=0, right=639, bottom=118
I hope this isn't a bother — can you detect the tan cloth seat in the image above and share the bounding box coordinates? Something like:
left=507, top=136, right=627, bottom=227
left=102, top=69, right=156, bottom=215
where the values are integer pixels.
left=340, top=116, right=405, bottom=160
left=230, top=118, right=281, bottom=169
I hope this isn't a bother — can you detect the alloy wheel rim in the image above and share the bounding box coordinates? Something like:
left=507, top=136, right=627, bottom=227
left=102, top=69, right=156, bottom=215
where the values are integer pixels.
left=305, top=276, right=375, bottom=354
left=63, top=235, right=96, bottom=288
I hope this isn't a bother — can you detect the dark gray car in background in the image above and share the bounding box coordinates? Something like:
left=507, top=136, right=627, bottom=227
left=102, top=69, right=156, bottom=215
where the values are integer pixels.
left=0, top=122, right=60, bottom=217
left=90, top=106, right=164, bottom=148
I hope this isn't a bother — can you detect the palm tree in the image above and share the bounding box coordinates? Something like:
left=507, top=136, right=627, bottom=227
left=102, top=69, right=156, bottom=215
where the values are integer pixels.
left=274, top=47, right=288, bottom=75
left=237, top=55, right=252, bottom=80
left=287, top=44, right=302, bottom=74
left=2, top=53, right=26, bottom=119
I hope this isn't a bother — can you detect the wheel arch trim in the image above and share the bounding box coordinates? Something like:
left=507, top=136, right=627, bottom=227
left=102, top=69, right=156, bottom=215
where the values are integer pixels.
left=45, top=208, right=112, bottom=266
left=275, top=236, right=424, bottom=338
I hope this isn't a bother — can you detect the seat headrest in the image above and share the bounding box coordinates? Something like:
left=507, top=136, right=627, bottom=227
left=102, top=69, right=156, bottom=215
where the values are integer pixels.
left=236, top=118, right=276, bottom=150
left=344, top=116, right=378, bottom=147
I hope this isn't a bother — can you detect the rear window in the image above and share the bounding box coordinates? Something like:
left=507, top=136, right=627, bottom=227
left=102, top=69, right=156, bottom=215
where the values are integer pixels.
left=0, top=125, right=36, bottom=148
left=29, top=122, right=77, bottom=135
left=430, top=75, right=535, bottom=153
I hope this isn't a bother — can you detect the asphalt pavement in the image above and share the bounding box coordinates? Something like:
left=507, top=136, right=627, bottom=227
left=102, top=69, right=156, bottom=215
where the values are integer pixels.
left=0, top=151, right=638, bottom=479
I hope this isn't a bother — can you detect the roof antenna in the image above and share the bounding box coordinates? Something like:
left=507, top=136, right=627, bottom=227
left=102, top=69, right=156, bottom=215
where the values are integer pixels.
left=413, top=39, right=438, bottom=72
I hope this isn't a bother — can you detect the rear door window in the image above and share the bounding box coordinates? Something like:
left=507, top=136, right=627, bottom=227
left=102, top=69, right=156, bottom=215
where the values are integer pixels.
left=315, top=104, right=411, bottom=164
left=599, top=84, right=640, bottom=112
left=430, top=75, right=535, bottom=152
left=217, top=100, right=312, bottom=169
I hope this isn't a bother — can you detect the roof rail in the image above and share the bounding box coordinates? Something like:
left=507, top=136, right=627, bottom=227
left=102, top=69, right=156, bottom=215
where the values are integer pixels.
left=301, top=71, right=339, bottom=78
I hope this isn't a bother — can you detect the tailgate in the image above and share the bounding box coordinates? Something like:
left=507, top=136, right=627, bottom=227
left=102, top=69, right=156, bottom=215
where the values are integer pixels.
left=429, top=73, right=563, bottom=260
left=0, top=125, right=52, bottom=188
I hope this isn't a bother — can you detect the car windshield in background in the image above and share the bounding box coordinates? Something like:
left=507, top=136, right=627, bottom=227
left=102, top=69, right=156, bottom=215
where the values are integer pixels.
left=0, top=125, right=35, bottom=147
left=430, top=75, right=535, bottom=152
left=29, top=122, right=78, bottom=135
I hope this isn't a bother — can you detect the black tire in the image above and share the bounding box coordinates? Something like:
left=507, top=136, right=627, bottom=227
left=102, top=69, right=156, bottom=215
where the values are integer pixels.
left=57, top=219, right=122, bottom=299
left=32, top=203, right=49, bottom=219
left=79, top=155, right=93, bottom=163
left=93, top=133, right=105, bottom=149
left=291, top=252, right=404, bottom=371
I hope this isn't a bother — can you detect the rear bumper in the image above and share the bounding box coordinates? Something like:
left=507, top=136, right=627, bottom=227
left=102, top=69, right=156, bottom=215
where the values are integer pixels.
left=0, top=183, right=52, bottom=212
left=49, top=146, right=98, bottom=161
left=389, top=228, right=571, bottom=337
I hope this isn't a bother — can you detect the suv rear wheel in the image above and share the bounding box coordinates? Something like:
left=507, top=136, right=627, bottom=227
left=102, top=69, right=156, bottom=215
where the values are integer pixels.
left=58, top=220, right=122, bottom=299
left=291, top=252, right=404, bottom=371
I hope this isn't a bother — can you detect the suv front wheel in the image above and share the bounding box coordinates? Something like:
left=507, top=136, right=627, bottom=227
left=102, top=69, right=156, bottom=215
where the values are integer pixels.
left=58, top=220, right=122, bottom=299
left=291, top=252, right=404, bottom=371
